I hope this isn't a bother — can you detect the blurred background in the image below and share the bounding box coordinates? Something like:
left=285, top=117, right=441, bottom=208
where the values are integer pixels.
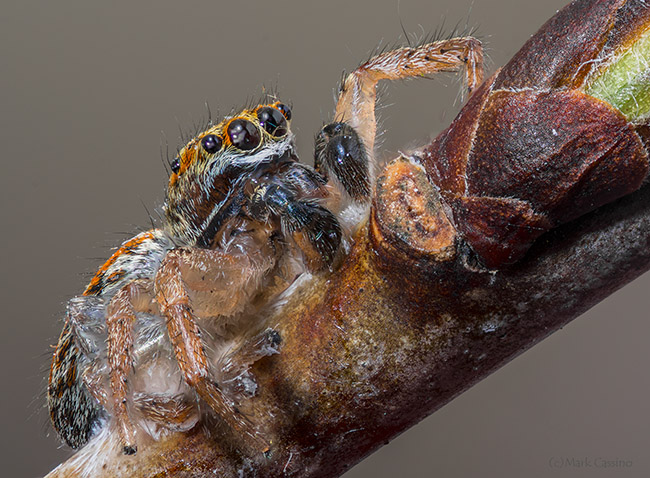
left=2, top=1, right=648, bottom=476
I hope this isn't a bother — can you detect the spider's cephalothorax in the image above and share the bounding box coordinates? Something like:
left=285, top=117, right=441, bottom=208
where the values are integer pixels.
left=48, top=36, right=483, bottom=456
left=164, top=102, right=344, bottom=268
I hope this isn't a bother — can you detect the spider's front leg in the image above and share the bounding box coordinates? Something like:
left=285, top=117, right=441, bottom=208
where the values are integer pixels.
left=154, top=245, right=279, bottom=452
left=249, top=180, right=342, bottom=271
left=316, top=37, right=483, bottom=202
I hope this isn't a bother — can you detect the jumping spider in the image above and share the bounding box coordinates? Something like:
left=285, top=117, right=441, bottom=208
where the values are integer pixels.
left=48, top=37, right=483, bottom=456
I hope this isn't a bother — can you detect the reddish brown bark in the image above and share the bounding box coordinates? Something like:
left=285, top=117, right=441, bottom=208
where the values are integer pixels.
left=420, top=0, right=649, bottom=267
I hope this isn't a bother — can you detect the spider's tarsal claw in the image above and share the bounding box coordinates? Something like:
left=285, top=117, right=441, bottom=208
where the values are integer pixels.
left=264, top=328, right=282, bottom=349
left=123, top=444, right=137, bottom=455
left=250, top=327, right=282, bottom=357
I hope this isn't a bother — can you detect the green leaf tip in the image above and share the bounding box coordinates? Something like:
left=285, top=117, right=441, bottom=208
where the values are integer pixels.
left=587, top=28, right=650, bottom=122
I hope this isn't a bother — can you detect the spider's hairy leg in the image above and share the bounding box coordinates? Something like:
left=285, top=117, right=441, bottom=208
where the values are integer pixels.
left=105, top=280, right=154, bottom=455
left=316, top=37, right=483, bottom=201
left=336, top=37, right=483, bottom=153
left=250, top=182, right=342, bottom=271
left=154, top=248, right=273, bottom=452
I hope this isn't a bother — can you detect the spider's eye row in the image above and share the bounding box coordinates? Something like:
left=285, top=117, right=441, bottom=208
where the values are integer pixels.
left=201, top=134, right=223, bottom=154
left=276, top=103, right=292, bottom=121
left=227, top=119, right=261, bottom=151
left=170, top=157, right=181, bottom=174
left=257, top=107, right=288, bottom=137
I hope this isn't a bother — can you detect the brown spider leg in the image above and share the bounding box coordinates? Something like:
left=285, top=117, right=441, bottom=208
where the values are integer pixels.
left=154, top=249, right=270, bottom=453
left=105, top=281, right=153, bottom=455
left=335, top=37, right=484, bottom=163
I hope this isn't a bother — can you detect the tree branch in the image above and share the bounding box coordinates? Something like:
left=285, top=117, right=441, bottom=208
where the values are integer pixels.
left=47, top=1, right=649, bottom=476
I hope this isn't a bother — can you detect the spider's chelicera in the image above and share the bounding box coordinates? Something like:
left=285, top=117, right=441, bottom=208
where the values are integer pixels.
left=48, top=37, right=483, bottom=456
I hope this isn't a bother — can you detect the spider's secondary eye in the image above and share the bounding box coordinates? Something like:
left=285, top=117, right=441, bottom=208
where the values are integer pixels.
left=276, top=103, right=292, bottom=121
left=257, top=107, right=288, bottom=137
left=201, top=134, right=222, bottom=154
left=227, top=119, right=261, bottom=151
left=171, top=157, right=181, bottom=174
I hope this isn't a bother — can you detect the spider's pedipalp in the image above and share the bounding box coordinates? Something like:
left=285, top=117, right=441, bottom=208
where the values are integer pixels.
left=314, top=122, right=371, bottom=203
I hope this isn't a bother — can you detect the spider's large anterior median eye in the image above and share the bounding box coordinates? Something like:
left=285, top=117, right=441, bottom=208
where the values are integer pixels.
left=227, top=119, right=261, bottom=151
left=276, top=103, right=292, bottom=121
left=257, top=107, right=288, bottom=137
left=201, top=134, right=222, bottom=154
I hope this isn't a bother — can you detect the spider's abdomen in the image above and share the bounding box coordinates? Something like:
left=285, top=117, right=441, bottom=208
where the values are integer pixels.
left=48, top=320, right=102, bottom=449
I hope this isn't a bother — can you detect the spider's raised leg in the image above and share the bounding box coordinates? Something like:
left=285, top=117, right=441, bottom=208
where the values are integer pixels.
left=316, top=37, right=484, bottom=201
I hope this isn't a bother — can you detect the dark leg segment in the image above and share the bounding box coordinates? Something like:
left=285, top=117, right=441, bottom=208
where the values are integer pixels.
left=314, top=122, right=371, bottom=202
left=249, top=182, right=342, bottom=270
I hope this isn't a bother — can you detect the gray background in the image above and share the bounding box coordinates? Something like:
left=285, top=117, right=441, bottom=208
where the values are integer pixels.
left=2, top=1, right=649, bottom=477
